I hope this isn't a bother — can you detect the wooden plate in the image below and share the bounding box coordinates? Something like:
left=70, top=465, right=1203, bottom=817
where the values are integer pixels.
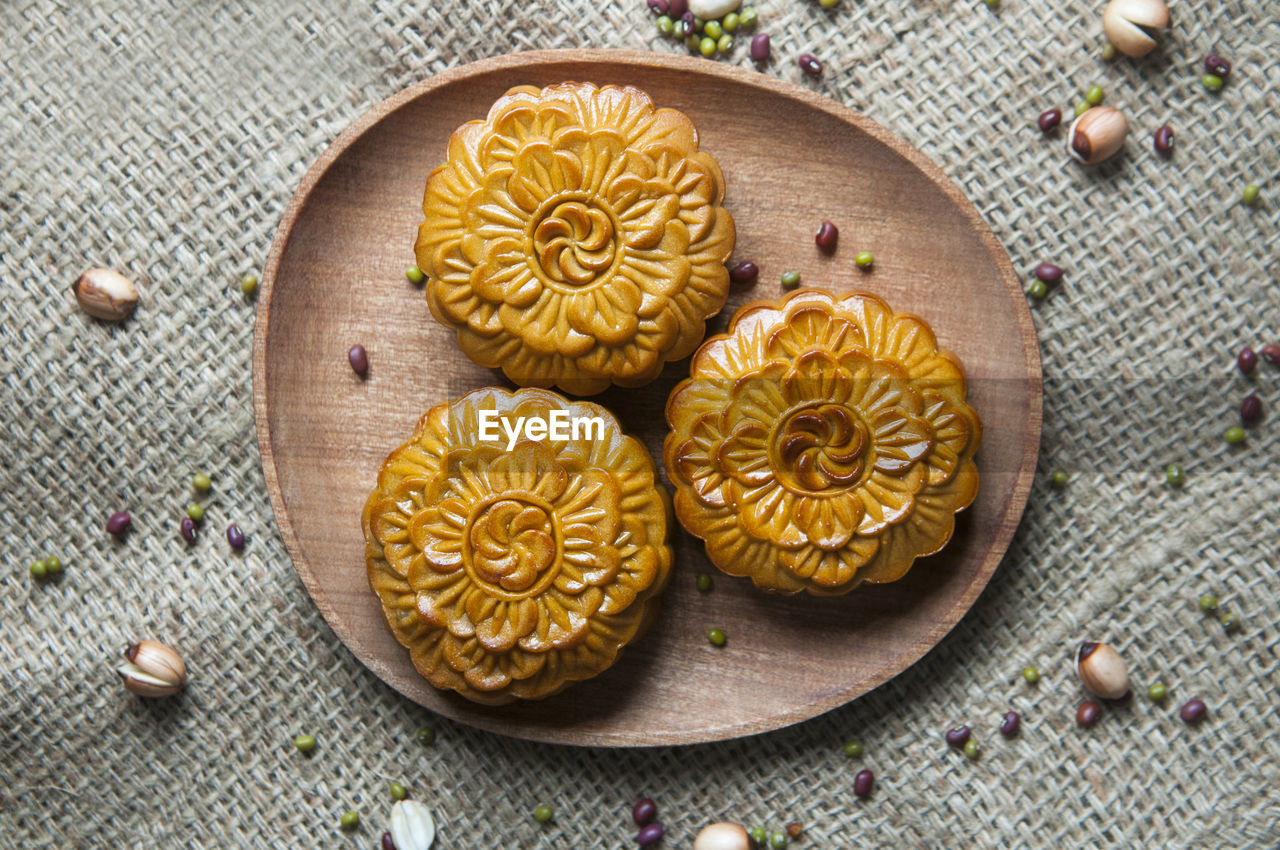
left=254, top=49, right=1041, bottom=746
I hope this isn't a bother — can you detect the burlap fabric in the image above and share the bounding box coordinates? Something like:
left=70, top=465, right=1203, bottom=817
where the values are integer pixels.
left=2, top=0, right=1278, bottom=846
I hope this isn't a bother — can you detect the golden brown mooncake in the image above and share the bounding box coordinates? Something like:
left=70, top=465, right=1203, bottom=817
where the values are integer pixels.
left=362, top=387, right=672, bottom=704
left=663, top=289, right=981, bottom=596
left=416, top=82, right=736, bottom=396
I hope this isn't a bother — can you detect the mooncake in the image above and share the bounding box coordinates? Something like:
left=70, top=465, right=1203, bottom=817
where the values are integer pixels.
left=416, top=82, right=735, bottom=395
left=363, top=387, right=672, bottom=703
left=664, top=289, right=981, bottom=595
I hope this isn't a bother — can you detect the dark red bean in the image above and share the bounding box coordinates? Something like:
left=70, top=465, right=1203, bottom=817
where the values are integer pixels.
left=636, top=822, right=664, bottom=845
left=666, top=0, right=686, bottom=17
left=815, top=220, right=839, bottom=253
left=999, top=711, right=1021, bottom=737
left=106, top=511, right=132, bottom=536
left=1179, top=697, right=1207, bottom=724
left=226, top=523, right=246, bottom=550
left=632, top=798, right=657, bottom=826
left=1033, top=262, right=1063, bottom=285
left=729, top=261, right=759, bottom=284
left=750, top=33, right=770, bottom=63
left=1037, top=108, right=1062, bottom=133
left=381, top=831, right=397, bottom=850
left=1261, top=343, right=1280, bottom=365
left=944, top=725, right=971, bottom=747
left=853, top=769, right=874, bottom=797
left=786, top=822, right=804, bottom=839
left=348, top=344, right=369, bottom=377
left=1240, top=394, right=1263, bottom=423
left=180, top=516, right=198, bottom=544
left=1238, top=346, right=1258, bottom=375
left=1203, top=54, right=1231, bottom=77
left=1076, top=700, right=1102, bottom=727
left=647, top=0, right=668, bottom=13
left=798, top=53, right=823, bottom=76
left=1153, top=126, right=1174, bottom=155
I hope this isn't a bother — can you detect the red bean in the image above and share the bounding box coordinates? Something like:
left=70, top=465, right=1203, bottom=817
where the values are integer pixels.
left=1076, top=700, right=1102, bottom=727
left=815, top=220, right=838, bottom=253
left=381, top=831, right=396, bottom=850
left=106, top=511, right=132, bottom=536
left=944, top=725, right=971, bottom=747
left=647, top=0, right=668, bottom=13
left=1037, top=108, right=1062, bottom=133
left=348, top=344, right=369, bottom=377
left=1153, top=126, right=1174, bottom=155
left=1238, top=346, right=1258, bottom=375
left=729, top=261, right=759, bottom=284
left=636, top=823, right=664, bottom=845
left=798, top=53, right=822, bottom=76
left=666, top=0, right=686, bottom=16
left=1033, top=262, right=1063, bottom=284
left=750, top=33, right=770, bottom=63
left=1179, top=697, right=1207, bottom=724
left=180, top=516, right=198, bottom=544
left=999, top=711, right=1021, bottom=737
left=1261, top=343, right=1280, bottom=365
left=1203, top=54, right=1231, bottom=77
left=226, top=523, right=246, bottom=550
left=853, top=769, right=874, bottom=797
left=1240, top=394, right=1263, bottom=423
left=632, top=798, right=657, bottom=826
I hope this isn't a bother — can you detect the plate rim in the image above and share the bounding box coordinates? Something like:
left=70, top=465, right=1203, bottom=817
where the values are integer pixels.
left=252, top=48, right=1043, bottom=747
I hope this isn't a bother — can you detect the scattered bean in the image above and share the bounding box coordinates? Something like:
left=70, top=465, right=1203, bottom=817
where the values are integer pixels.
left=226, top=523, right=246, bottom=550
left=1261, top=343, right=1280, bottom=365
left=696, top=573, right=713, bottom=592
left=780, top=271, right=800, bottom=288
left=106, top=511, right=132, bottom=536
left=240, top=274, right=259, bottom=296
left=667, top=0, right=687, bottom=16
left=405, top=265, right=425, bottom=284
left=963, top=738, right=980, bottom=760
left=1076, top=700, right=1102, bottom=727
left=382, top=832, right=396, bottom=850
left=637, top=823, right=664, bottom=845
left=390, top=781, right=407, bottom=801
left=704, top=19, right=722, bottom=39
left=186, top=504, right=205, bottom=522
left=843, top=740, right=863, bottom=757
left=339, top=811, right=359, bottom=830
left=29, top=560, right=47, bottom=579
left=1034, top=262, right=1063, bottom=285
left=738, top=6, right=757, bottom=26
left=750, top=32, right=770, bottom=62
left=1038, top=108, right=1062, bottom=133
left=699, top=36, right=716, bottom=57
left=1202, top=74, right=1224, bottom=92
left=1238, top=346, right=1258, bottom=374
left=1224, top=426, right=1245, bottom=444
left=1085, top=85, right=1105, bottom=105
left=769, top=832, right=787, bottom=849
left=1198, top=594, right=1219, bottom=613
left=180, top=516, right=197, bottom=544
left=855, top=252, right=874, bottom=269
left=1179, top=697, right=1207, bottom=724
left=534, top=805, right=554, bottom=823
left=1240, top=394, right=1262, bottom=423
left=1242, top=183, right=1261, bottom=206
left=1100, top=42, right=1118, bottom=61
left=1165, top=464, right=1184, bottom=487
left=798, top=53, right=823, bottom=76
left=416, top=727, right=436, bottom=745
left=749, top=827, right=767, bottom=844
left=1051, top=469, right=1068, bottom=487
left=1153, top=126, right=1174, bottom=155
left=1028, top=279, right=1048, bottom=300
left=1203, top=54, right=1231, bottom=77
left=192, top=473, right=212, bottom=492
left=723, top=12, right=739, bottom=31
left=633, top=798, right=657, bottom=826
left=853, top=769, right=874, bottom=797
left=999, top=711, right=1021, bottom=737
left=349, top=344, right=370, bottom=377
left=708, top=628, right=727, bottom=646
left=944, top=725, right=971, bottom=747
left=730, top=261, right=759, bottom=284
left=294, top=733, right=316, bottom=753
left=648, top=0, right=668, bottom=12
left=815, top=220, right=839, bottom=253
left=1147, top=683, right=1167, bottom=701
left=1022, top=666, right=1040, bottom=684
left=717, top=34, right=733, bottom=52
left=1220, top=612, right=1241, bottom=632
left=786, top=823, right=803, bottom=839
left=1073, top=100, right=1091, bottom=118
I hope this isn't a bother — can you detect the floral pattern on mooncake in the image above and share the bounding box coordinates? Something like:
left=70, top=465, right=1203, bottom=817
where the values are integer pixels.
left=364, top=387, right=671, bottom=703
left=417, top=82, right=735, bottom=395
left=664, top=289, right=981, bottom=595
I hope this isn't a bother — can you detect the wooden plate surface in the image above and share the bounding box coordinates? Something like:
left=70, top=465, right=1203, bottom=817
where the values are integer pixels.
left=253, top=49, right=1042, bottom=746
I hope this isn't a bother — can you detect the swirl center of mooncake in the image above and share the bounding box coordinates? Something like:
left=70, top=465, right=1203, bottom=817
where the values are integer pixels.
left=771, top=402, right=869, bottom=494
left=531, top=198, right=618, bottom=287
left=465, top=496, right=560, bottom=597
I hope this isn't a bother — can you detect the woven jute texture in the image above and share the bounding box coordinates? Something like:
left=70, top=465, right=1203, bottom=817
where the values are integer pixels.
left=2, top=0, right=1278, bottom=847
